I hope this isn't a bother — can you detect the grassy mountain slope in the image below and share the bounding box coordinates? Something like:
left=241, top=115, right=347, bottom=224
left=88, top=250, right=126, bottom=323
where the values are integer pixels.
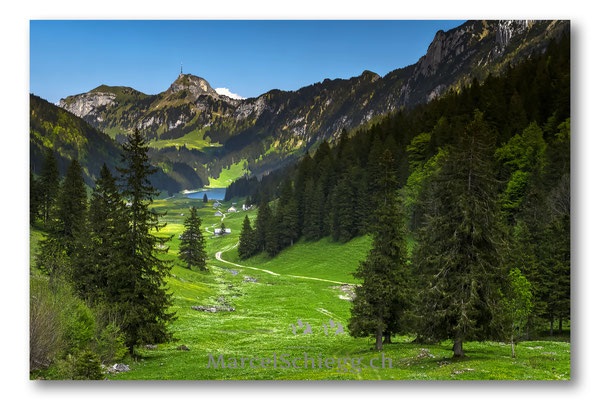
left=30, top=94, right=203, bottom=193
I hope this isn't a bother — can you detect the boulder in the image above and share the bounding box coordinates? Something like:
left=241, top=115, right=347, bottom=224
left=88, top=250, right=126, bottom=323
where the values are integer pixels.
left=108, top=363, right=130, bottom=373
left=177, top=344, right=190, bottom=351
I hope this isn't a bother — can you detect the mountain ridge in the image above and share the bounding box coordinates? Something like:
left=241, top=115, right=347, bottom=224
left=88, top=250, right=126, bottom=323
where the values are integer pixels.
left=55, top=19, right=569, bottom=186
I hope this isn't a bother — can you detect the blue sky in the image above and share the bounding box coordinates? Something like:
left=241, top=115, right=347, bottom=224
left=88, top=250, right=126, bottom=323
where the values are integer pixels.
left=30, top=20, right=465, bottom=103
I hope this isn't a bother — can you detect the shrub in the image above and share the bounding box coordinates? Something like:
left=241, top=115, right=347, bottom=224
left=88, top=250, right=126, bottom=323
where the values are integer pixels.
left=52, top=351, right=103, bottom=380
left=61, top=301, right=96, bottom=352
left=30, top=276, right=63, bottom=370
left=73, top=351, right=104, bottom=380
left=93, top=322, right=127, bottom=364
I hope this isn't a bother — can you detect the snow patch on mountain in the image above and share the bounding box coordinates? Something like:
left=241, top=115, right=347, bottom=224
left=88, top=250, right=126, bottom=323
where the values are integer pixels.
left=215, top=87, right=246, bottom=100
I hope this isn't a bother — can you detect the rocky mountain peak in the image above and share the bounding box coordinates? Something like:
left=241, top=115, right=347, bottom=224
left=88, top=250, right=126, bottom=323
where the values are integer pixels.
left=414, top=20, right=538, bottom=80
left=167, top=73, right=218, bottom=98
left=495, top=20, right=532, bottom=49
left=360, top=70, right=381, bottom=82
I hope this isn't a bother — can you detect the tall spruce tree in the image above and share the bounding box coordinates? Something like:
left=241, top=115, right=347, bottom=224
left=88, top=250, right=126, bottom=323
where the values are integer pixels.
left=37, top=159, right=87, bottom=287
left=303, top=178, right=320, bottom=240
left=77, top=164, right=128, bottom=301
left=277, top=180, right=299, bottom=248
left=265, top=208, right=280, bottom=257
left=178, top=206, right=207, bottom=270
left=30, top=171, right=41, bottom=224
left=39, top=148, right=60, bottom=225
left=331, top=174, right=356, bottom=242
left=348, top=149, right=412, bottom=350
left=413, top=111, right=505, bottom=357
left=117, top=129, right=175, bottom=352
left=55, top=159, right=88, bottom=256
left=238, top=215, right=256, bottom=259
left=255, top=197, right=272, bottom=252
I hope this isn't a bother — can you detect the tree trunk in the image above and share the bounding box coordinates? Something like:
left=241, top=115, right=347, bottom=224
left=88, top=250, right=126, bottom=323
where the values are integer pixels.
left=383, top=332, right=392, bottom=344
left=550, top=318, right=554, bottom=337
left=453, top=339, right=464, bottom=358
left=559, top=318, right=563, bottom=333
left=511, top=333, right=516, bottom=358
left=375, top=328, right=383, bottom=351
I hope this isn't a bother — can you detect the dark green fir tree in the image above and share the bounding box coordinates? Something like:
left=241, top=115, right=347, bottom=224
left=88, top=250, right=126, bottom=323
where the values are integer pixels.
left=78, top=164, right=128, bottom=302
left=55, top=159, right=88, bottom=256
left=238, top=215, right=256, bottom=259
left=413, top=111, right=506, bottom=357
left=39, top=148, right=60, bottom=225
left=178, top=206, right=207, bottom=270
left=255, top=197, right=272, bottom=252
left=348, top=149, right=412, bottom=350
left=117, top=129, right=175, bottom=352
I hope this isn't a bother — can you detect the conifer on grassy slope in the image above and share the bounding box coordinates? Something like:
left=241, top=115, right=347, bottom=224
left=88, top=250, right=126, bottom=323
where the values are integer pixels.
left=75, top=164, right=129, bottom=302
left=413, top=111, right=506, bottom=357
left=238, top=215, right=256, bottom=260
left=116, top=129, right=175, bottom=352
left=349, top=149, right=412, bottom=351
left=179, top=206, right=207, bottom=270
left=39, top=147, right=60, bottom=226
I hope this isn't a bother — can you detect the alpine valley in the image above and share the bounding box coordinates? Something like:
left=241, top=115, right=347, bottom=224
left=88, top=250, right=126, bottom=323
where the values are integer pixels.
left=29, top=19, right=571, bottom=381
left=31, top=20, right=568, bottom=192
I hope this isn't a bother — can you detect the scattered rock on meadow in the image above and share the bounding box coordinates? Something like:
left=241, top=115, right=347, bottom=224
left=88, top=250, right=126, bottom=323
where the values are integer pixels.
left=177, top=344, right=190, bottom=351
left=243, top=276, right=257, bottom=283
left=331, top=284, right=356, bottom=300
left=451, top=368, right=474, bottom=375
left=416, top=348, right=436, bottom=359
left=145, top=344, right=157, bottom=350
left=108, top=363, right=130, bottom=373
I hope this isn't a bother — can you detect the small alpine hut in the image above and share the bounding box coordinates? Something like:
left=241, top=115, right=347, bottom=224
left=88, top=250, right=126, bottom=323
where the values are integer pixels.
left=227, top=206, right=237, bottom=213
left=214, top=211, right=224, bottom=217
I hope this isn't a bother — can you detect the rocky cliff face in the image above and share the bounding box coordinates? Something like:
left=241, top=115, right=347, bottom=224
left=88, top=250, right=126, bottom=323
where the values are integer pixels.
left=379, top=20, right=568, bottom=108
left=60, top=91, right=116, bottom=124
left=58, top=20, right=569, bottom=174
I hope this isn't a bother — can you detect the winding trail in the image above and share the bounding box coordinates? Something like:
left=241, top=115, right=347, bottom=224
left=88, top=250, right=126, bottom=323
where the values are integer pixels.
left=205, top=208, right=228, bottom=234
left=215, top=246, right=280, bottom=276
left=214, top=242, right=353, bottom=285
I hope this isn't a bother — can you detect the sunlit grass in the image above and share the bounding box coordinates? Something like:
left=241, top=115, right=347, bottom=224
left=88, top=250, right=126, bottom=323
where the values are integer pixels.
left=30, top=195, right=570, bottom=380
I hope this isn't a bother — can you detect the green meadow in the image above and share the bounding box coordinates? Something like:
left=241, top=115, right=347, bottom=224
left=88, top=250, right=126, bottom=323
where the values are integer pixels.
left=207, top=160, right=249, bottom=188
left=31, top=195, right=571, bottom=380
left=148, top=128, right=221, bottom=151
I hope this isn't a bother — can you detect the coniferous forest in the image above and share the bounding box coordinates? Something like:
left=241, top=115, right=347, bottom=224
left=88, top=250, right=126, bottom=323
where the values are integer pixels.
left=31, top=130, right=178, bottom=376
left=231, top=36, right=570, bottom=354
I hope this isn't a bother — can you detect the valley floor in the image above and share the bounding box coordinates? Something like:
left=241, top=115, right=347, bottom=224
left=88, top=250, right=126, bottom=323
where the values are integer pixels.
left=32, top=195, right=571, bottom=380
